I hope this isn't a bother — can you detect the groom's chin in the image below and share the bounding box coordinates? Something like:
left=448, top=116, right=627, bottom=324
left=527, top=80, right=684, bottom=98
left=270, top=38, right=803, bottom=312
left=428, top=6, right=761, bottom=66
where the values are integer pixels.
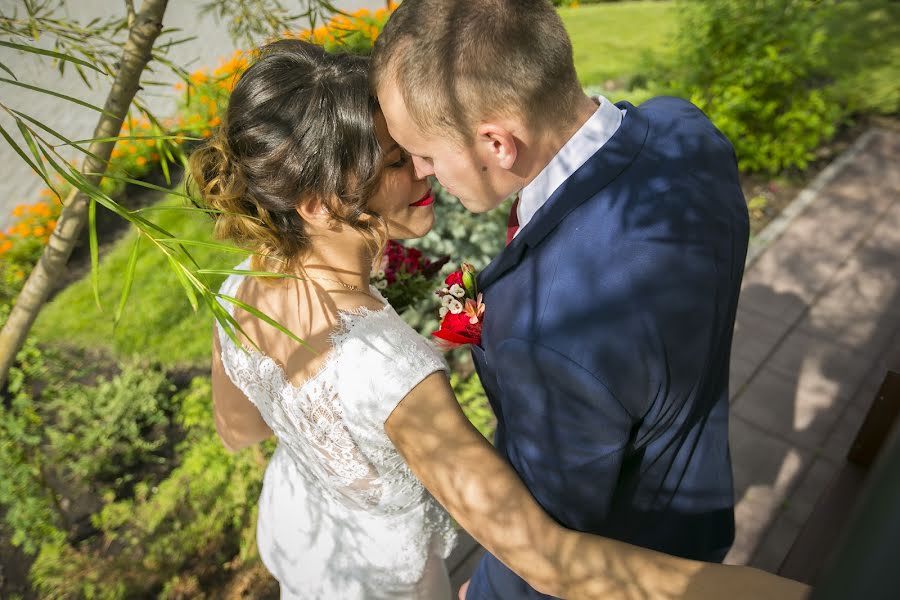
left=456, top=196, right=497, bottom=214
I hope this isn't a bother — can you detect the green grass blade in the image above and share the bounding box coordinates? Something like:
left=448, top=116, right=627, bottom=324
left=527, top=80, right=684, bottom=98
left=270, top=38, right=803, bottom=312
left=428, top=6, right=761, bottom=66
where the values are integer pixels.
left=0, top=77, right=116, bottom=117
left=0, top=40, right=106, bottom=73
left=114, top=233, right=141, bottom=327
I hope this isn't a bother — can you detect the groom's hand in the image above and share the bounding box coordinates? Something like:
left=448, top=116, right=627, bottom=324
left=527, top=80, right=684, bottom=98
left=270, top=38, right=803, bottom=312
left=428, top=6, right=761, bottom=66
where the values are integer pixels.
left=458, top=579, right=470, bottom=600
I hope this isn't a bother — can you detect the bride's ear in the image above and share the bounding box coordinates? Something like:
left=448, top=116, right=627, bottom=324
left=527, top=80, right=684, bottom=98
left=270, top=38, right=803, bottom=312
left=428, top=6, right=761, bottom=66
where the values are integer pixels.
left=476, top=122, right=518, bottom=171
left=296, top=196, right=332, bottom=228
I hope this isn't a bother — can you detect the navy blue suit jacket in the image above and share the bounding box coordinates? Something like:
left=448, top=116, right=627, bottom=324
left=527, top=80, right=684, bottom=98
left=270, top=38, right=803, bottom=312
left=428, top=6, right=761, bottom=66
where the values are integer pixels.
left=466, top=98, right=746, bottom=599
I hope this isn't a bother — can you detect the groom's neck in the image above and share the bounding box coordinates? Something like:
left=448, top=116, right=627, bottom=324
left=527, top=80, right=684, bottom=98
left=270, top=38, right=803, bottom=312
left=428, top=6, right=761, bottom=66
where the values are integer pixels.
left=519, top=94, right=599, bottom=188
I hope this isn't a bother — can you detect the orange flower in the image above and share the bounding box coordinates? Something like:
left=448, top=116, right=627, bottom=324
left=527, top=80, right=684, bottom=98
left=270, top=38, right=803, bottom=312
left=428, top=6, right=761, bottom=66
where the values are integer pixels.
left=201, top=129, right=211, bottom=138
left=146, top=139, right=156, bottom=147
left=209, top=116, right=221, bottom=127
left=12, top=205, right=24, bottom=217
left=33, top=226, right=46, bottom=237
left=47, top=220, right=57, bottom=230
left=174, top=82, right=185, bottom=91
left=150, top=152, right=160, bottom=161
left=0, top=240, right=12, bottom=254
left=136, top=156, right=147, bottom=166
left=111, top=148, right=122, bottom=159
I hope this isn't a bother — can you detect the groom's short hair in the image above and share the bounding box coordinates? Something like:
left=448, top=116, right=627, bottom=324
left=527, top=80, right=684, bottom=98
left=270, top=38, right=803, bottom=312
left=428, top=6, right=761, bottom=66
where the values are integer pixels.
left=371, top=0, right=583, bottom=142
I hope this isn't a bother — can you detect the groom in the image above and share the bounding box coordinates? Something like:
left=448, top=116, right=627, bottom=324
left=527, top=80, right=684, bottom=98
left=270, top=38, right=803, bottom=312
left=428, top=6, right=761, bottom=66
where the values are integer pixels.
left=373, top=0, right=745, bottom=597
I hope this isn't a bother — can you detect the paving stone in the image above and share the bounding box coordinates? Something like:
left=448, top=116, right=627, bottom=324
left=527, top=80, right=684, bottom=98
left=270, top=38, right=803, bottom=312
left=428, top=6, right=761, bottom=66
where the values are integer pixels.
left=730, top=352, right=758, bottom=401
left=766, top=329, right=871, bottom=401
left=749, top=511, right=805, bottom=573
left=731, top=304, right=792, bottom=366
left=727, top=416, right=812, bottom=564
left=781, top=456, right=841, bottom=528
left=732, top=365, right=848, bottom=452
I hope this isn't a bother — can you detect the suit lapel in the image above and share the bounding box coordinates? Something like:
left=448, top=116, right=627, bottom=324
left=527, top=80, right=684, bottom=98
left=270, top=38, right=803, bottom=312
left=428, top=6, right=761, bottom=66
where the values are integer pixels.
left=477, top=101, right=649, bottom=291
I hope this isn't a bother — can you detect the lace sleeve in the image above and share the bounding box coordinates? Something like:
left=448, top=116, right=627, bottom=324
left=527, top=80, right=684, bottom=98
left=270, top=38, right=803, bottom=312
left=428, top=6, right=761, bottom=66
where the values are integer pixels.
left=333, top=309, right=449, bottom=427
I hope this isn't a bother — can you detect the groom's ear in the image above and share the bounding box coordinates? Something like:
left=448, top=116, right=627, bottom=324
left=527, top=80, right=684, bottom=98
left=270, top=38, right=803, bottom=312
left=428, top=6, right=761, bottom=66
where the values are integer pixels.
left=476, top=123, right=518, bottom=171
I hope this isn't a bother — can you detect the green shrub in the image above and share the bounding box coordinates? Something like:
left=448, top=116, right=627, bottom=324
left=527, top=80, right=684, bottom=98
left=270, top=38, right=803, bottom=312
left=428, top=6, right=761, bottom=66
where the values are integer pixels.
left=0, top=304, right=66, bottom=555
left=665, top=0, right=899, bottom=174
left=44, top=365, right=176, bottom=487
left=667, top=0, right=840, bottom=173
left=29, top=377, right=270, bottom=599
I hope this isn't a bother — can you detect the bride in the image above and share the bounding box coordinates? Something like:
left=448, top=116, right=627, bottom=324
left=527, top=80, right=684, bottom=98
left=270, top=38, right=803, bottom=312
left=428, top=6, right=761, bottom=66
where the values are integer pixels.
left=190, top=39, right=808, bottom=600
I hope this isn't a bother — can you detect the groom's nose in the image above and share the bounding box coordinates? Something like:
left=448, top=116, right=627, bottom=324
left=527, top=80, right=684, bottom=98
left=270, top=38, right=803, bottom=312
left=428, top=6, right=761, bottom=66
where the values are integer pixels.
left=412, top=156, right=435, bottom=179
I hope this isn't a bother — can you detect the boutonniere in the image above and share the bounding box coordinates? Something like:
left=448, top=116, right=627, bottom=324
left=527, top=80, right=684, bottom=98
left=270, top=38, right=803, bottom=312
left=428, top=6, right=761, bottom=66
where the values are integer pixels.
left=432, top=263, right=485, bottom=348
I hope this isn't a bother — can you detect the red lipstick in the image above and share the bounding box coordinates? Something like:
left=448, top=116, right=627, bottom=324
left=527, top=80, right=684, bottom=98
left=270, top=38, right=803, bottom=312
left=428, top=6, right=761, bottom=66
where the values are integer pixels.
left=410, top=190, right=434, bottom=207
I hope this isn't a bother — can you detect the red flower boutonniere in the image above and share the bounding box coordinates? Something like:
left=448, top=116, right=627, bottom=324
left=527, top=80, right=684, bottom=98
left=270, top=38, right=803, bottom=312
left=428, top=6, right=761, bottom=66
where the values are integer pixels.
left=432, top=263, right=485, bottom=348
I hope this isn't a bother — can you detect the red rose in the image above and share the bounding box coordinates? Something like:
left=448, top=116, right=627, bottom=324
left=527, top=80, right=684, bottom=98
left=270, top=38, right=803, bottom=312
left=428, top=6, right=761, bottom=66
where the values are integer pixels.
left=402, top=256, right=420, bottom=275
left=432, top=311, right=482, bottom=346
left=445, top=271, right=464, bottom=287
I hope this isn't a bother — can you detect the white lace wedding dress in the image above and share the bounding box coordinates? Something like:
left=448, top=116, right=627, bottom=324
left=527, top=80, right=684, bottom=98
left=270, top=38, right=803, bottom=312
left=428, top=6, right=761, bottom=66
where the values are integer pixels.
left=216, top=262, right=457, bottom=599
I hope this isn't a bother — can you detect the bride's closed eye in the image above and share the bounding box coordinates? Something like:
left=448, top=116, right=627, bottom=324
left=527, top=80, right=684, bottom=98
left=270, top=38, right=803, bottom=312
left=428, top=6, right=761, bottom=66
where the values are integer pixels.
left=388, top=151, right=409, bottom=169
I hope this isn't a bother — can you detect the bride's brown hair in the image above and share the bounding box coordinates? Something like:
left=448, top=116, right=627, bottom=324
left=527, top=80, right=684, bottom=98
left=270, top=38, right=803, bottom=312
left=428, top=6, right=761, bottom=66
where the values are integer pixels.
left=189, top=39, right=386, bottom=273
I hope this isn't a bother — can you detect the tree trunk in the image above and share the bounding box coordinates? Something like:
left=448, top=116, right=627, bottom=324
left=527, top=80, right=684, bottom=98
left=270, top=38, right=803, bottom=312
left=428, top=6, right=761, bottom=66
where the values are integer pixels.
left=0, top=0, right=169, bottom=388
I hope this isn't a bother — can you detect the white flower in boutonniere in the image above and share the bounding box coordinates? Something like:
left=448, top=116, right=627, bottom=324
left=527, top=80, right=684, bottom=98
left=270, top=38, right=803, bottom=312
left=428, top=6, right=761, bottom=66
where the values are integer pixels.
left=449, top=283, right=466, bottom=298
left=448, top=298, right=463, bottom=314
left=439, top=306, right=449, bottom=319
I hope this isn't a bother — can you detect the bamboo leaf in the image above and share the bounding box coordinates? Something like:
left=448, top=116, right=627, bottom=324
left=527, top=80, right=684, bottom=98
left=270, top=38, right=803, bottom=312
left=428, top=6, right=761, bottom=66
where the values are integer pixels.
left=60, top=134, right=201, bottom=146
left=84, top=171, right=186, bottom=198
left=114, top=234, right=141, bottom=327
left=168, top=254, right=199, bottom=312
left=0, top=122, right=55, bottom=190
left=12, top=109, right=107, bottom=166
left=207, top=294, right=261, bottom=354
left=153, top=238, right=253, bottom=254
left=196, top=269, right=300, bottom=279
left=0, top=40, right=105, bottom=73
left=0, top=60, right=17, bottom=80
left=89, top=198, right=101, bottom=309
left=14, top=119, right=47, bottom=182
left=217, top=293, right=315, bottom=353
left=0, top=77, right=115, bottom=117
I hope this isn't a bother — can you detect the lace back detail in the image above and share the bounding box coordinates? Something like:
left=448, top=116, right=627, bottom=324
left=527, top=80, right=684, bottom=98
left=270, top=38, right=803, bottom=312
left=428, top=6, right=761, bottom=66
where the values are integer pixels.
left=214, top=262, right=456, bottom=590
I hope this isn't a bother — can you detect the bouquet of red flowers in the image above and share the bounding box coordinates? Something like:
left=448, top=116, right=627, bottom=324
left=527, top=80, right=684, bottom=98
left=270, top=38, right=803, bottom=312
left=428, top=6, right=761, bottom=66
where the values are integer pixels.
left=431, top=263, right=485, bottom=348
left=372, top=240, right=449, bottom=314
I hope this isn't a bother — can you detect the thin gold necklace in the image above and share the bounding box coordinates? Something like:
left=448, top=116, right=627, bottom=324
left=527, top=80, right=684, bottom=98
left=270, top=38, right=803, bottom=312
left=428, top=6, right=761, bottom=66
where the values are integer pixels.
left=299, top=272, right=369, bottom=294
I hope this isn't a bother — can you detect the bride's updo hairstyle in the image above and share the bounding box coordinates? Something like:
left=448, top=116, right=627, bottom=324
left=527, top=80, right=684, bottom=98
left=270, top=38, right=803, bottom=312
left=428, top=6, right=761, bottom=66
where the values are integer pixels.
left=189, top=39, right=384, bottom=272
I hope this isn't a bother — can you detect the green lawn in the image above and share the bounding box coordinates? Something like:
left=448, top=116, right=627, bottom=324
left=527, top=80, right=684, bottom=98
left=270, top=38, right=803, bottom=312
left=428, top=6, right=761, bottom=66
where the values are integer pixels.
left=34, top=195, right=236, bottom=369
left=561, top=1, right=677, bottom=94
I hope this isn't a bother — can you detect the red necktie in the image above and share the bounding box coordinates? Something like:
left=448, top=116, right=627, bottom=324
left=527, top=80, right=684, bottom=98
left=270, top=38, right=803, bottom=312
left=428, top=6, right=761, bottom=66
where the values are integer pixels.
left=505, top=195, right=520, bottom=246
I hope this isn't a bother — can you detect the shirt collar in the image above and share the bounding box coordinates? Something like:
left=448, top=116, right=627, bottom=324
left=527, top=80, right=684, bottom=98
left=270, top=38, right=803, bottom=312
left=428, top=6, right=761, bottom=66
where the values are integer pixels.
left=515, top=96, right=624, bottom=236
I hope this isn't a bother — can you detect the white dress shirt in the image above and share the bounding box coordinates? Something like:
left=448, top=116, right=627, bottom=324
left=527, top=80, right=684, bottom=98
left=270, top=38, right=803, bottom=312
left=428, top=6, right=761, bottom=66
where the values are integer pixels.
left=514, top=96, right=624, bottom=237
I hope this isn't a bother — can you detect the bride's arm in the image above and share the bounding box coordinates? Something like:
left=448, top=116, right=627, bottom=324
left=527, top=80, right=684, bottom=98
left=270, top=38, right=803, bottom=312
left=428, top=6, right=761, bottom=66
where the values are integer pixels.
left=385, top=371, right=809, bottom=600
left=211, top=327, right=274, bottom=451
